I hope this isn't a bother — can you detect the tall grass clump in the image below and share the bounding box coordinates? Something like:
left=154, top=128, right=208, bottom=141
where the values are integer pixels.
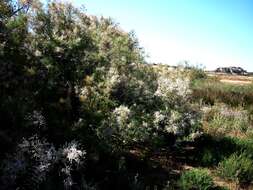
left=202, top=104, right=252, bottom=137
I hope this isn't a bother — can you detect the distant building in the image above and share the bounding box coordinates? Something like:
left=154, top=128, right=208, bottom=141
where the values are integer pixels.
left=215, top=67, right=247, bottom=75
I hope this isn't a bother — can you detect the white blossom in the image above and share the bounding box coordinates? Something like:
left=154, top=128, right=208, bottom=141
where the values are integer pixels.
left=153, top=111, right=165, bottom=129
left=190, top=131, right=203, bottom=140
left=112, top=105, right=131, bottom=128
left=61, top=141, right=86, bottom=164
left=55, top=46, right=64, bottom=53
left=155, top=75, right=191, bottom=98
left=165, top=124, right=180, bottom=135
left=35, top=50, right=42, bottom=57
left=80, top=87, right=89, bottom=98
left=169, top=110, right=181, bottom=123
left=107, top=67, right=121, bottom=88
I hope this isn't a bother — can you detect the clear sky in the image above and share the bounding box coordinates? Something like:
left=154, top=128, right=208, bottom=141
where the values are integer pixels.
left=72, top=0, right=253, bottom=71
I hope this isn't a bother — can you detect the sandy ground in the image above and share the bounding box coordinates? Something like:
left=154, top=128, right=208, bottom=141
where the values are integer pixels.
left=219, top=79, right=252, bottom=85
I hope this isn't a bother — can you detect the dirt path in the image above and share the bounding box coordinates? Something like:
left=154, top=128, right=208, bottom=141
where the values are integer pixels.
left=220, top=79, right=252, bottom=85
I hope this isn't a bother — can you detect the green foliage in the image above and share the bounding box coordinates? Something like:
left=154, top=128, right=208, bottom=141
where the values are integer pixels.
left=218, top=153, right=253, bottom=184
left=178, top=168, right=214, bottom=190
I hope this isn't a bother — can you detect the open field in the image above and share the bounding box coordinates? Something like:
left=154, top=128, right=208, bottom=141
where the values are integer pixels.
left=206, top=72, right=253, bottom=85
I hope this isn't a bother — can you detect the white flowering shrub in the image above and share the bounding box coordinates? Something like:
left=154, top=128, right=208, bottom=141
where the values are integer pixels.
left=154, top=67, right=200, bottom=137
left=95, top=64, right=201, bottom=151
left=97, top=104, right=153, bottom=151
left=1, top=136, right=57, bottom=189
left=155, top=71, right=191, bottom=100
left=98, top=105, right=132, bottom=148
left=153, top=108, right=200, bottom=138
left=1, top=136, right=86, bottom=190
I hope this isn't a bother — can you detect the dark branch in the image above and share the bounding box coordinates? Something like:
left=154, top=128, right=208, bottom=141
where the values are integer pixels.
left=8, top=1, right=32, bottom=18
left=10, top=5, right=26, bottom=17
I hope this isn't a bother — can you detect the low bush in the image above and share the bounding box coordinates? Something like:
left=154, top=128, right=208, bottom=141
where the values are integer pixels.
left=189, top=67, right=207, bottom=81
left=218, top=153, right=253, bottom=184
left=178, top=168, right=214, bottom=190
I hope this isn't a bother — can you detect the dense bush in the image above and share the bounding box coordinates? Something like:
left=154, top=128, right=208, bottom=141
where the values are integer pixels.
left=178, top=168, right=214, bottom=190
left=0, top=1, right=202, bottom=189
left=188, top=66, right=207, bottom=81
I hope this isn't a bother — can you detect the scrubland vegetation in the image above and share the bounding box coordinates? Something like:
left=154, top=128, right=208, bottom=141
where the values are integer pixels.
left=0, top=1, right=253, bottom=190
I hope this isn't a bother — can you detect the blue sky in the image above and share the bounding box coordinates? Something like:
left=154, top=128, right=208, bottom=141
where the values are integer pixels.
left=72, top=0, right=253, bottom=71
